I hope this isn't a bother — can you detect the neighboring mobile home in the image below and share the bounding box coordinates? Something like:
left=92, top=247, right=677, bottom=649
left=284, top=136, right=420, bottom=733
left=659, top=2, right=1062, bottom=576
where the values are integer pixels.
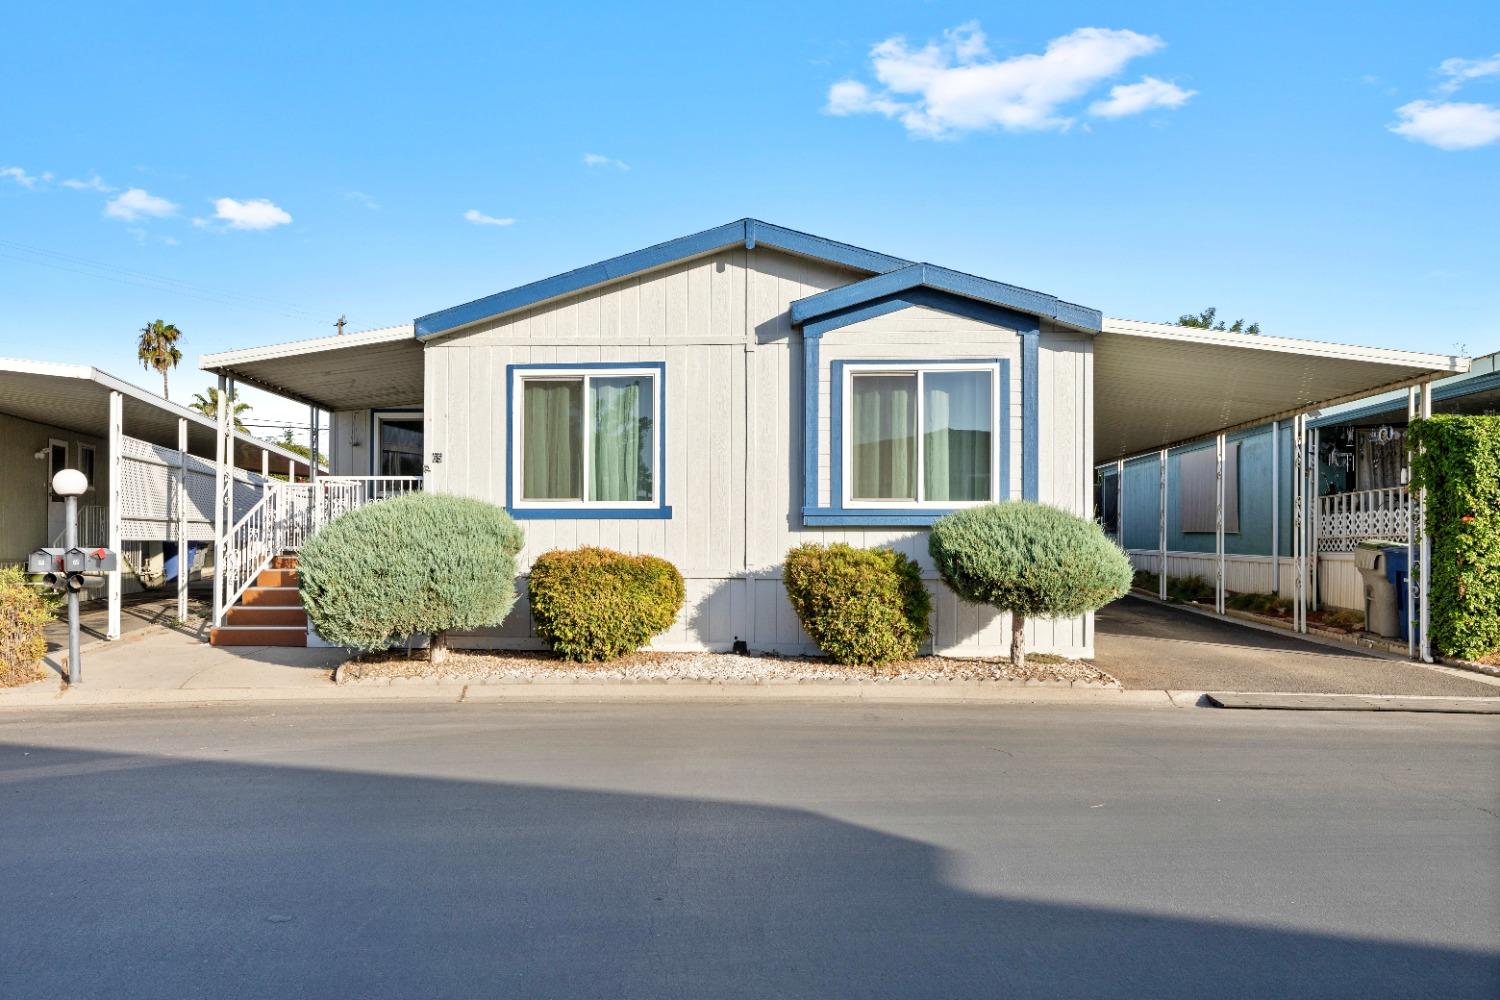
left=0, top=358, right=307, bottom=636
left=200, top=220, right=1466, bottom=657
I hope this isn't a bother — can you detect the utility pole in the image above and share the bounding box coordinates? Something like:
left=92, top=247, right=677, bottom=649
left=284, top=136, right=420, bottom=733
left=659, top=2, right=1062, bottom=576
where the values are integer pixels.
left=335, top=315, right=347, bottom=336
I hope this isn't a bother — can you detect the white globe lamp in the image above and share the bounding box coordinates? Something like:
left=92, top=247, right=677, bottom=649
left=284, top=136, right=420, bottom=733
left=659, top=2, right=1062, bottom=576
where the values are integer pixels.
left=52, top=469, right=88, bottom=497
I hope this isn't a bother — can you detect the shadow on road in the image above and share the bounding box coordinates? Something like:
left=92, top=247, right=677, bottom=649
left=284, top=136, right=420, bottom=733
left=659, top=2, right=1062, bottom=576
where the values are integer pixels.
left=0, top=744, right=1494, bottom=999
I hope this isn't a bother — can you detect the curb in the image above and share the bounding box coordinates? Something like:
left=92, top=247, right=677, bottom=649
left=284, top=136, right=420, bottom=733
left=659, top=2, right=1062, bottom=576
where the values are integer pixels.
left=0, top=680, right=1182, bottom=710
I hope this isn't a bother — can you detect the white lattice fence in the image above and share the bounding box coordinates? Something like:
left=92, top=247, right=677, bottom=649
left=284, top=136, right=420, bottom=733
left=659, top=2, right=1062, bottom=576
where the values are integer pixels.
left=1317, top=487, right=1409, bottom=552
left=119, top=436, right=266, bottom=541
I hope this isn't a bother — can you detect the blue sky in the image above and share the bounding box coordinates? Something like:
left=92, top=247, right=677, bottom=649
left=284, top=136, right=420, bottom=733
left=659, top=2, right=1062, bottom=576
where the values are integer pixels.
left=2, top=2, right=1496, bottom=432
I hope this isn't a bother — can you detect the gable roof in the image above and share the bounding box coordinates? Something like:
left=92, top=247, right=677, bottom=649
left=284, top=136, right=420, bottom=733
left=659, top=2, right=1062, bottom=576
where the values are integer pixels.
left=412, top=218, right=1098, bottom=340
left=788, top=262, right=1102, bottom=335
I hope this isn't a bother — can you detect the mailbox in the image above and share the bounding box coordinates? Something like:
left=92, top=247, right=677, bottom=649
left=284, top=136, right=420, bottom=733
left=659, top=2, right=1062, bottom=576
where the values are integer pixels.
left=63, top=547, right=118, bottom=573
left=27, top=548, right=63, bottom=575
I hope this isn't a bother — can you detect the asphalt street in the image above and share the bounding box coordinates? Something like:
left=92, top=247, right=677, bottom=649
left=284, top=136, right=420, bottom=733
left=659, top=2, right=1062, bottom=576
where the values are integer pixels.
left=1, top=701, right=1495, bottom=999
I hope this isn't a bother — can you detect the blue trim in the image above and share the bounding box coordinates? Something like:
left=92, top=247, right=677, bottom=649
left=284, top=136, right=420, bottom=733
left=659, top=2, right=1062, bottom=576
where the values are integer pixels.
left=803, top=288, right=1041, bottom=342
left=1021, top=331, right=1039, bottom=501
left=801, top=337, right=821, bottom=514
left=415, top=219, right=913, bottom=339
left=503, top=361, right=670, bottom=520
left=791, top=262, right=1102, bottom=334
left=806, top=357, right=1011, bottom=527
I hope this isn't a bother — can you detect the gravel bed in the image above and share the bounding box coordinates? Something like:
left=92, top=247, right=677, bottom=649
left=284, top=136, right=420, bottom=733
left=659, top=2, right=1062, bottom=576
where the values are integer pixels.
left=339, top=649, right=1118, bottom=687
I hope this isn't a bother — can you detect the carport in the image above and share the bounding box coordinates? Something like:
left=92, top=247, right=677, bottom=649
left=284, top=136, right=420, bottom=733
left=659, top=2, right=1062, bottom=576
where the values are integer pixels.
left=1091, top=318, right=1468, bottom=662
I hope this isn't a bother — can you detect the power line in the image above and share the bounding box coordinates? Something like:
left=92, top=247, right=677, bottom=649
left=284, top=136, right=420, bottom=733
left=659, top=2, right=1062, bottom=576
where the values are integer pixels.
left=0, top=237, right=356, bottom=326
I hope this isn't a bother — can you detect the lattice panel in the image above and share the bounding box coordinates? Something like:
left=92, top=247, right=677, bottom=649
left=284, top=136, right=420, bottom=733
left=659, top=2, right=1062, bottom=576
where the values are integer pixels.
left=118, top=435, right=269, bottom=541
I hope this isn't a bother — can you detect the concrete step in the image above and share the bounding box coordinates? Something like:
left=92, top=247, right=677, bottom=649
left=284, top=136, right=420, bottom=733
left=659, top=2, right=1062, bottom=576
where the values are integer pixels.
left=256, top=568, right=299, bottom=588
left=225, top=605, right=307, bottom=628
left=239, top=586, right=303, bottom=608
left=210, top=625, right=308, bottom=647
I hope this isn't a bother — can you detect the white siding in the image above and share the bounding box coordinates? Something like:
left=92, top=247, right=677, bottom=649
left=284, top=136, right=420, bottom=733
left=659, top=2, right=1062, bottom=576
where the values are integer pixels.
left=420, top=247, right=1096, bottom=658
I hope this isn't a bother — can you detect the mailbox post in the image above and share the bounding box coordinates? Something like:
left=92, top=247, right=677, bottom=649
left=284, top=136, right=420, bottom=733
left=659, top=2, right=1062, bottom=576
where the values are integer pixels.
left=52, top=469, right=87, bottom=684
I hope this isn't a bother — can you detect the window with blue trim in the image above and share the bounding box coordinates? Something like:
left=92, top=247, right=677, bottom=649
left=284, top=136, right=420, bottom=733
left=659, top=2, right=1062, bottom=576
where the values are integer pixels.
left=508, top=364, right=667, bottom=516
left=840, top=361, right=1002, bottom=509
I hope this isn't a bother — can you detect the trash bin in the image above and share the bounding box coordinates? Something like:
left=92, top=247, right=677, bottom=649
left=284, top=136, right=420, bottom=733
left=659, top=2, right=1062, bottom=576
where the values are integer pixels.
left=1354, top=541, right=1400, bottom=637
left=1383, top=546, right=1420, bottom=646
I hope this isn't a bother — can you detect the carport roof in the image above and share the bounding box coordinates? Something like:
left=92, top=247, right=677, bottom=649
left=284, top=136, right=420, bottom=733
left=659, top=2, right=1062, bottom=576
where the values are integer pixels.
left=199, top=325, right=423, bottom=412
left=0, top=358, right=306, bottom=474
left=1094, top=319, right=1469, bottom=460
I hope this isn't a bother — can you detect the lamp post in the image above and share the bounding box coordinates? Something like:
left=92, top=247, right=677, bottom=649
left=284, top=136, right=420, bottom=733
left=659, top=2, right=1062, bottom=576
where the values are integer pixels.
left=52, top=468, right=87, bottom=684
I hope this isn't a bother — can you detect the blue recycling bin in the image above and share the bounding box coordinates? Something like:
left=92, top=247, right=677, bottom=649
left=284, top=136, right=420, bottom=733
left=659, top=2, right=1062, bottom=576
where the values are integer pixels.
left=163, top=541, right=201, bottom=582
left=1382, top=546, right=1419, bottom=645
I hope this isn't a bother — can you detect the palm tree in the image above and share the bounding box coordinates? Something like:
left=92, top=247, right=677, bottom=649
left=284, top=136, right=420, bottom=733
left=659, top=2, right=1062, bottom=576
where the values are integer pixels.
left=190, top=387, right=251, bottom=432
left=137, top=319, right=183, bottom=399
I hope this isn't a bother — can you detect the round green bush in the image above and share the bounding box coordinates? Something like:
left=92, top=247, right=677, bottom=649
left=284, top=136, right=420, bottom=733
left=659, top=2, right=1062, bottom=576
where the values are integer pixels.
left=928, top=501, right=1131, bottom=665
left=782, top=543, right=931, bottom=665
left=298, top=493, right=523, bottom=654
left=528, top=547, right=685, bottom=661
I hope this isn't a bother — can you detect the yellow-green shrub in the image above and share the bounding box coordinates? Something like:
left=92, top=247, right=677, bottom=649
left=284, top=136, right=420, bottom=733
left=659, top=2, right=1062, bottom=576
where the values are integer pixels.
left=782, top=543, right=931, bottom=665
left=1, top=566, right=52, bottom=687
left=528, top=547, right=685, bottom=661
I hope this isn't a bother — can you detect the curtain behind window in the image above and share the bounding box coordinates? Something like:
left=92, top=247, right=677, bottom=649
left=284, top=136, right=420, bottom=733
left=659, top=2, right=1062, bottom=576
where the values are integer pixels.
left=591, top=376, right=653, bottom=502
left=924, top=370, right=991, bottom=502
left=522, top=380, right=583, bottom=500
left=852, top=375, right=917, bottom=500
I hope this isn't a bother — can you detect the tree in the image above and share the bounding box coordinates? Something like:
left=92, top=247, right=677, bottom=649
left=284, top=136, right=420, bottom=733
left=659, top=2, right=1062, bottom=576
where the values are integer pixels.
left=189, top=387, right=251, bottom=432
left=274, top=428, right=327, bottom=471
left=137, top=319, right=183, bottom=399
left=928, top=502, right=1132, bottom=670
left=1177, top=307, right=1261, bottom=335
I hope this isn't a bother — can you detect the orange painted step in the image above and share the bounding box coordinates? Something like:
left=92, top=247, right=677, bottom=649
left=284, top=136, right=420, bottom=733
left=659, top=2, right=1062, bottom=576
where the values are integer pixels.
left=225, top=606, right=307, bottom=628
left=271, top=554, right=299, bottom=570
left=210, top=626, right=307, bottom=647
left=256, top=568, right=299, bottom=587
left=240, top=586, right=303, bottom=608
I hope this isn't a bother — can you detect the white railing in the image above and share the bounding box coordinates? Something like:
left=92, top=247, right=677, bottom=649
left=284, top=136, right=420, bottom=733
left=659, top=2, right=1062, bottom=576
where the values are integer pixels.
left=51, top=504, right=107, bottom=547
left=216, top=476, right=423, bottom=624
left=1317, top=487, right=1409, bottom=552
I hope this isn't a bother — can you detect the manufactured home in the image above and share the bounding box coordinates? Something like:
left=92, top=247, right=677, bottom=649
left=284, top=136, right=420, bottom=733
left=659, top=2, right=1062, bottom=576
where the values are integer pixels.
left=200, top=220, right=1467, bottom=657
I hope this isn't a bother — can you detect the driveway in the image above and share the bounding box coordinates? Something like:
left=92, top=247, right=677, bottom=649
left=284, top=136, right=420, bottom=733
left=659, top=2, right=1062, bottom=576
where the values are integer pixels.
left=1096, top=596, right=1500, bottom=696
left=0, top=702, right=1495, bottom=999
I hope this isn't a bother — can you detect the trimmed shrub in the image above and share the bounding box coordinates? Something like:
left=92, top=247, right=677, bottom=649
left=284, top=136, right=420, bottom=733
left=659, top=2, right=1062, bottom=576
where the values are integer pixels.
left=1, top=566, right=52, bottom=687
left=529, top=547, right=685, bottom=661
left=782, top=543, right=931, bottom=665
left=929, top=501, right=1132, bottom=667
left=298, top=493, right=523, bottom=659
left=1408, top=414, right=1500, bottom=659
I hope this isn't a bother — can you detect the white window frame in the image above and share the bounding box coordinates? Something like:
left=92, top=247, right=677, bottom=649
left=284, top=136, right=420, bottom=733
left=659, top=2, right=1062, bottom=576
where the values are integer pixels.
left=840, top=361, right=1002, bottom=510
left=371, top=410, right=425, bottom=477
left=509, top=366, right=662, bottom=511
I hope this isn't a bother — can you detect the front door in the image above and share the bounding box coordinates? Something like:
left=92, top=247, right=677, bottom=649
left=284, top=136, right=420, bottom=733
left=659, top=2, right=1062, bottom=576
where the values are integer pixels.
left=45, top=439, right=68, bottom=543
left=373, top=413, right=423, bottom=476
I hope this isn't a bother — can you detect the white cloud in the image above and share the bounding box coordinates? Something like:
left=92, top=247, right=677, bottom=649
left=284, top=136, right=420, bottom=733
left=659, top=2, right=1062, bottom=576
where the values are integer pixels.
left=1, top=166, right=40, bottom=188
left=212, top=197, right=292, bottom=230
left=344, top=190, right=380, bottom=210
left=1437, top=52, right=1500, bottom=93
left=464, top=209, right=516, bottom=227
left=582, top=153, right=630, bottom=171
left=1089, top=76, right=1195, bottom=118
left=105, top=187, right=179, bottom=220
left=825, top=22, right=1178, bottom=137
left=61, top=174, right=114, bottom=192
left=1390, top=99, right=1500, bottom=150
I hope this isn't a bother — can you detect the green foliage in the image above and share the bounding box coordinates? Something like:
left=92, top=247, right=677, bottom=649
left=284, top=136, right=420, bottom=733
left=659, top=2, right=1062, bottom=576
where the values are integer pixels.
left=929, top=502, right=1133, bottom=619
left=1166, top=574, right=1215, bottom=604
left=1226, top=591, right=1293, bottom=616
left=189, top=386, right=251, bottom=432
left=782, top=543, right=931, bottom=665
left=528, top=547, right=685, bottom=661
left=1177, top=306, right=1261, bottom=336
left=137, top=319, right=183, bottom=398
left=298, top=494, right=523, bottom=652
left=0, top=566, right=52, bottom=687
left=1408, top=414, right=1500, bottom=659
